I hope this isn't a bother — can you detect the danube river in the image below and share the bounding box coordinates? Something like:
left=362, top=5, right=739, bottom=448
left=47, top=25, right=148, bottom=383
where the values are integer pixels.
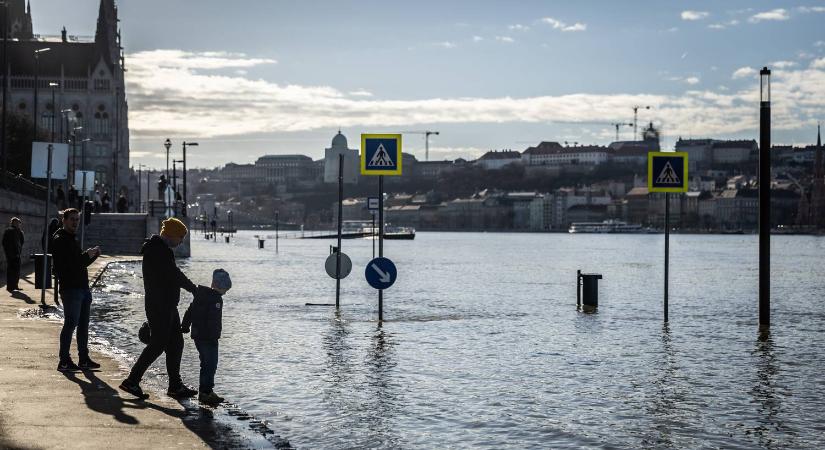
left=90, top=231, right=825, bottom=449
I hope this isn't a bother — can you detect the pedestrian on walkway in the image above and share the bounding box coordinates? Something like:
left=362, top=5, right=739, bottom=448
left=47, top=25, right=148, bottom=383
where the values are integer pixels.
left=120, top=217, right=197, bottom=399
left=181, top=268, right=231, bottom=406
left=2, top=217, right=24, bottom=292
left=51, top=208, right=101, bottom=372
left=117, top=193, right=128, bottom=213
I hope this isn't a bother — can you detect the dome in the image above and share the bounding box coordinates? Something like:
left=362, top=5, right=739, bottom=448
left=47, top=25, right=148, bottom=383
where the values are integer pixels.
left=331, top=131, right=347, bottom=148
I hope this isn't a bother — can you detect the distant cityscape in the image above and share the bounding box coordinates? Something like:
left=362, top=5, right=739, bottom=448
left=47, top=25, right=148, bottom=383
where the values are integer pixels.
left=158, top=123, right=825, bottom=233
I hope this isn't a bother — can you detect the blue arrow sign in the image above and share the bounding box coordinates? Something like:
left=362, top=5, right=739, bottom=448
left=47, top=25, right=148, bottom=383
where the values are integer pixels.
left=365, top=257, right=397, bottom=290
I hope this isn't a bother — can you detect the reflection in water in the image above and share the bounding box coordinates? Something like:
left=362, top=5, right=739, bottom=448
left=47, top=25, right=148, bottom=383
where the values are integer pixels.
left=643, top=323, right=686, bottom=449
left=750, top=330, right=795, bottom=449
left=364, top=326, right=400, bottom=447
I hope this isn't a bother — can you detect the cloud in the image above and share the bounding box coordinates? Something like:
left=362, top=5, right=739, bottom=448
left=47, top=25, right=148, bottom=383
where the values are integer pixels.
left=508, top=24, right=530, bottom=32
left=348, top=90, right=373, bottom=97
left=681, top=11, right=709, bottom=21
left=814, top=40, right=825, bottom=47
left=436, top=41, right=457, bottom=49
left=541, top=17, right=587, bottom=32
left=124, top=49, right=825, bottom=143
left=732, top=66, right=757, bottom=79
left=771, top=61, right=798, bottom=69
left=685, top=77, right=700, bottom=85
left=708, top=19, right=740, bottom=29
left=472, top=35, right=484, bottom=42
left=495, top=36, right=515, bottom=43
left=748, top=9, right=789, bottom=23
left=797, top=6, right=825, bottom=13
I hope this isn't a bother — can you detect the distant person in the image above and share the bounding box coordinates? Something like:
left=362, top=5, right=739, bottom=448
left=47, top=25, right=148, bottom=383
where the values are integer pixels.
left=68, top=185, right=78, bottom=209
left=93, top=191, right=101, bottom=213
left=181, top=269, right=231, bottom=406
left=55, top=185, right=66, bottom=210
left=51, top=208, right=101, bottom=372
left=2, top=217, right=24, bottom=292
left=42, top=216, right=63, bottom=298
left=116, top=194, right=127, bottom=213
left=157, top=175, right=167, bottom=201
left=101, top=191, right=111, bottom=213
left=120, top=217, right=197, bottom=400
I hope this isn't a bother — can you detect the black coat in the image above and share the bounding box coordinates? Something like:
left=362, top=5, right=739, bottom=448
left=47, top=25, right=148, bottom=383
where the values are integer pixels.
left=181, top=285, right=223, bottom=341
left=51, top=228, right=96, bottom=291
left=2, top=226, right=24, bottom=258
left=141, top=235, right=195, bottom=316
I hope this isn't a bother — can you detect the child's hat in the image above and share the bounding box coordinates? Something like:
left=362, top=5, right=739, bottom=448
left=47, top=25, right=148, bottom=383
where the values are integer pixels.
left=213, top=268, right=232, bottom=290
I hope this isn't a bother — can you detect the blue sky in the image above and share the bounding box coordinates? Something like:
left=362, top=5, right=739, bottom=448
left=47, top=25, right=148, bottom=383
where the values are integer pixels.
left=33, top=0, right=825, bottom=168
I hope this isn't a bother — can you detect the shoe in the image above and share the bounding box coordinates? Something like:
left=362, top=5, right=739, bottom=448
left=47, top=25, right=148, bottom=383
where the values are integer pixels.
left=119, top=379, right=150, bottom=400
left=167, top=384, right=198, bottom=398
left=198, top=391, right=225, bottom=406
left=78, top=358, right=101, bottom=370
left=57, top=359, right=81, bottom=372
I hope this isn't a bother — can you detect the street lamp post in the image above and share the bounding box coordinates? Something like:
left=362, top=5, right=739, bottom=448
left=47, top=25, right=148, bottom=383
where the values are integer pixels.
left=163, top=138, right=171, bottom=213
left=759, top=67, right=771, bottom=330
left=33, top=47, right=51, bottom=136
left=1, top=1, right=9, bottom=182
left=137, top=164, right=145, bottom=212
left=48, top=82, right=58, bottom=142
left=182, top=141, right=198, bottom=217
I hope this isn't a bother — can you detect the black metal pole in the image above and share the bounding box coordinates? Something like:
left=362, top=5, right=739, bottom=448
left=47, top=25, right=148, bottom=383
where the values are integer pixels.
left=372, top=211, right=375, bottom=259
left=759, top=68, right=771, bottom=329
left=576, top=269, right=581, bottom=309
left=182, top=144, right=187, bottom=217
left=41, top=144, right=53, bottom=306
left=50, top=86, right=55, bottom=142
left=275, top=211, right=279, bottom=253
left=664, top=192, right=670, bottom=323
left=34, top=53, right=39, bottom=139
left=172, top=160, right=177, bottom=213
left=378, top=175, right=384, bottom=322
left=335, top=154, right=343, bottom=309
left=1, top=3, right=7, bottom=184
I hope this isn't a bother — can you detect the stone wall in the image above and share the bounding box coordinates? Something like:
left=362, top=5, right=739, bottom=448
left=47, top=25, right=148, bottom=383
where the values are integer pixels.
left=0, top=189, right=56, bottom=272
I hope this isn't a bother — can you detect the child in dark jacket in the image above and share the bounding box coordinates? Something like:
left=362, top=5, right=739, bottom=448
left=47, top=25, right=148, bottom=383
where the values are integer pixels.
left=181, top=268, right=231, bottom=406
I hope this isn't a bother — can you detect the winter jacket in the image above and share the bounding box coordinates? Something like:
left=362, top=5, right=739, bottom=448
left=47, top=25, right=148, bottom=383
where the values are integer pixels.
left=141, top=235, right=196, bottom=315
left=2, top=226, right=23, bottom=259
left=181, top=285, right=223, bottom=341
left=51, top=228, right=97, bottom=291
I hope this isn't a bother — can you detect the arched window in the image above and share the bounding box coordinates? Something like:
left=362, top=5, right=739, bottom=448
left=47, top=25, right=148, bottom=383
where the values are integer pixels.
left=94, top=106, right=110, bottom=135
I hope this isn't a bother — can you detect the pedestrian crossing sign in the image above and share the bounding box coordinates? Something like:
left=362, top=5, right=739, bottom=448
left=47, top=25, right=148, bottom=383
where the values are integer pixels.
left=361, top=134, right=402, bottom=175
left=648, top=152, right=688, bottom=193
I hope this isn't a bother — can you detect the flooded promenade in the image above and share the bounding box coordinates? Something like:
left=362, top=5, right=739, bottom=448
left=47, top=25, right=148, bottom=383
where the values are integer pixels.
left=85, top=231, right=825, bottom=449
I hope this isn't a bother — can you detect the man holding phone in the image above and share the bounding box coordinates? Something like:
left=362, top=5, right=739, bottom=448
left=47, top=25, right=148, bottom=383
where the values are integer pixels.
left=51, top=208, right=101, bottom=372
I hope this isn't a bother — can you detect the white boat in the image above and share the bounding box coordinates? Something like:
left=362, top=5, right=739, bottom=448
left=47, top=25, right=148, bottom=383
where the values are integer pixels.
left=568, top=220, right=653, bottom=234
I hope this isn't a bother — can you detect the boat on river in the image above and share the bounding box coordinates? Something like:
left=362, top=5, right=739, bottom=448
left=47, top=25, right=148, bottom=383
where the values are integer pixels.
left=568, top=220, right=654, bottom=234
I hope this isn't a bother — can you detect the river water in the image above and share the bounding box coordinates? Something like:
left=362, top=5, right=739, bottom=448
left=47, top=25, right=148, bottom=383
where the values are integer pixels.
left=89, top=231, right=825, bottom=449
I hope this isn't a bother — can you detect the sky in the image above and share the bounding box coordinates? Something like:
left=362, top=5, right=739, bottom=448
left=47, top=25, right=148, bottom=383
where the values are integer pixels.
left=31, top=0, right=825, bottom=169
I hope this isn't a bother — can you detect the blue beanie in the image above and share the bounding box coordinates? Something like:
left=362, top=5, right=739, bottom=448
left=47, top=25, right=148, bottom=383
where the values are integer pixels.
left=212, top=269, right=232, bottom=290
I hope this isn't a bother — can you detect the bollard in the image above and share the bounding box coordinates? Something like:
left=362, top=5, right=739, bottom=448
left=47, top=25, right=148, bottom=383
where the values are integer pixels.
left=577, top=271, right=602, bottom=309
left=225, top=236, right=230, bottom=243
left=258, top=239, right=265, bottom=249
left=34, top=254, right=53, bottom=289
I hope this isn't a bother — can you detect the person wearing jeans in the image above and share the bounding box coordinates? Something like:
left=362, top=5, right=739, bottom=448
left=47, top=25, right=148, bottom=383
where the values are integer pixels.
left=59, top=288, right=92, bottom=365
left=51, top=208, right=101, bottom=372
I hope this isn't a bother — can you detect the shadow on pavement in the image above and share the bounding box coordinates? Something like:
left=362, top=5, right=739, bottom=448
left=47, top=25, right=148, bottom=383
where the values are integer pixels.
left=10, top=290, right=36, bottom=304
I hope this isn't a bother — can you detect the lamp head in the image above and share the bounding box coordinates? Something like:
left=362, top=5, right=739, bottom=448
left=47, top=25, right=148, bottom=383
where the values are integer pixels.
left=164, top=138, right=171, bottom=151
left=760, top=67, right=771, bottom=103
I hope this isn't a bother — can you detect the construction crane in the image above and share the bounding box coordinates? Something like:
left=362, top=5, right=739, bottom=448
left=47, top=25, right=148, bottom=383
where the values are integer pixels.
left=400, top=130, right=440, bottom=161
left=632, top=105, right=652, bottom=141
left=612, top=123, right=634, bottom=141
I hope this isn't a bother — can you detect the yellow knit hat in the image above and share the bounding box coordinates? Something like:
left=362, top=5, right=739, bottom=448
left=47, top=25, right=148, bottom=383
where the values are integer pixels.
left=160, top=217, right=188, bottom=240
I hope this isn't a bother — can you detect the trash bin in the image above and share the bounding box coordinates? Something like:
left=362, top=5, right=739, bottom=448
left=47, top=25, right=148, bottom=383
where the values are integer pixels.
left=577, top=271, right=602, bottom=308
left=34, top=253, right=52, bottom=289
left=258, top=239, right=265, bottom=249
left=225, top=236, right=230, bottom=243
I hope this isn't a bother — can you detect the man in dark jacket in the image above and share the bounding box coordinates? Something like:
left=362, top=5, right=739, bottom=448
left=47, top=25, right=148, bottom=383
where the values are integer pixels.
left=120, top=217, right=197, bottom=399
left=3, top=217, right=24, bottom=292
left=51, top=209, right=101, bottom=372
left=181, top=268, right=231, bottom=406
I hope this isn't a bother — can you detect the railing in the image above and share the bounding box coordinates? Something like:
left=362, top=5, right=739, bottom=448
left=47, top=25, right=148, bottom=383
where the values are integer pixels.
left=0, top=170, right=47, bottom=201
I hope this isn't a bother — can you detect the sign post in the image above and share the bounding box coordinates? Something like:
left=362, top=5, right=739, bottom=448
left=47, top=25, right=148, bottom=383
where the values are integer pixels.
left=361, top=134, right=402, bottom=322
left=648, top=151, right=688, bottom=323
left=32, top=142, right=68, bottom=307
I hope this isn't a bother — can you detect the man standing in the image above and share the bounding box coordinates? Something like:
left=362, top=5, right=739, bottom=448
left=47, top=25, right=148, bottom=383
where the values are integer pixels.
left=120, top=217, right=197, bottom=399
left=2, top=218, right=24, bottom=292
left=51, top=209, right=101, bottom=371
